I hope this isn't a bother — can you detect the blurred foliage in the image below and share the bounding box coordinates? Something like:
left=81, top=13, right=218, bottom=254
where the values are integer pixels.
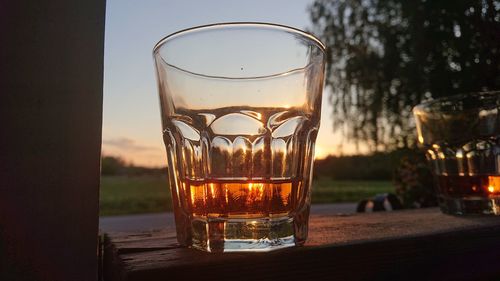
left=315, top=149, right=438, bottom=209
left=101, top=155, right=166, bottom=176
left=314, top=149, right=411, bottom=180
left=393, top=151, right=437, bottom=208
left=310, top=0, right=500, bottom=150
left=101, top=155, right=127, bottom=175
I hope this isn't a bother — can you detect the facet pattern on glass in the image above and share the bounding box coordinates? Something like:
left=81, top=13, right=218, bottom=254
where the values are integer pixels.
left=162, top=106, right=318, bottom=252
left=414, top=92, right=500, bottom=215
left=154, top=24, right=325, bottom=252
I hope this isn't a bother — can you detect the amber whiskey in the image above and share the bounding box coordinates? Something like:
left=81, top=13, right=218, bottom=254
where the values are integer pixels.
left=183, top=178, right=304, bottom=218
left=436, top=175, right=500, bottom=197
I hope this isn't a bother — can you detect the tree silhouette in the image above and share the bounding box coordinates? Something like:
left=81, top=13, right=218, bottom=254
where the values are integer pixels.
left=101, top=155, right=127, bottom=175
left=310, top=0, right=500, bottom=151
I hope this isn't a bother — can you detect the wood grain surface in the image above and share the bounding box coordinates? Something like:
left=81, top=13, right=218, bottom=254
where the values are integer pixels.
left=103, top=208, right=500, bottom=281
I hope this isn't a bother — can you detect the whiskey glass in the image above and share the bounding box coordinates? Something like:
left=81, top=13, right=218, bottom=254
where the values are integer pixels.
left=153, top=23, right=326, bottom=252
left=413, top=91, right=500, bottom=215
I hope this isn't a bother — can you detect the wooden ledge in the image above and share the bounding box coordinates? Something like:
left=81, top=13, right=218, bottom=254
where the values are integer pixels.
left=103, top=208, right=500, bottom=281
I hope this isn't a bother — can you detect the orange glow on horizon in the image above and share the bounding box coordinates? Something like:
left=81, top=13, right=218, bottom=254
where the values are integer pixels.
left=314, top=146, right=330, bottom=159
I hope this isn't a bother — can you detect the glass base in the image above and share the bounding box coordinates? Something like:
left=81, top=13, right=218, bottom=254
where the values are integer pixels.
left=189, top=216, right=306, bottom=253
left=438, top=196, right=500, bottom=215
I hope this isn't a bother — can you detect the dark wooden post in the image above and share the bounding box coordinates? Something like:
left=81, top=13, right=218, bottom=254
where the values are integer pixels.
left=0, top=0, right=105, bottom=280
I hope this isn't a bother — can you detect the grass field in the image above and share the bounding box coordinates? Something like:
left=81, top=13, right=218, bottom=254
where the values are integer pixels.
left=99, top=176, right=393, bottom=216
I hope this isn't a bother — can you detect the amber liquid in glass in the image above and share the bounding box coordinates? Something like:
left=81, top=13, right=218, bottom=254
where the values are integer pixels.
left=436, top=175, right=500, bottom=197
left=185, top=178, right=303, bottom=218
left=435, top=175, right=500, bottom=214
left=164, top=107, right=317, bottom=251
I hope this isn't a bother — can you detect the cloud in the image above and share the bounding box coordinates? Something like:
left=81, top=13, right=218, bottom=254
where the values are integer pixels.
left=102, top=137, right=158, bottom=151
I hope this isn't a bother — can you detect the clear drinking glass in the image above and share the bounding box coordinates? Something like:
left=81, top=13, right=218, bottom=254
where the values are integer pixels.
left=153, top=23, right=326, bottom=252
left=413, top=92, right=500, bottom=215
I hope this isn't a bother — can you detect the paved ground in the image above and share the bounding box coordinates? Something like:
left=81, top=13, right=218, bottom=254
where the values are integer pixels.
left=99, top=203, right=357, bottom=232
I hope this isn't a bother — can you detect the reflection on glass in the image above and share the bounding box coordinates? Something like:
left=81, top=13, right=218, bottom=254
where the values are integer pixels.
left=153, top=23, right=326, bottom=252
left=413, top=91, right=500, bottom=215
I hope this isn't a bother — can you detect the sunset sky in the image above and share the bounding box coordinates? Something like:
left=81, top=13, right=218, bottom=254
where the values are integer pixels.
left=103, top=0, right=365, bottom=167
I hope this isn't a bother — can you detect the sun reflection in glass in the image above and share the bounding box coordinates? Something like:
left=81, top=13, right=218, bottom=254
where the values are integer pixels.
left=487, top=176, right=500, bottom=194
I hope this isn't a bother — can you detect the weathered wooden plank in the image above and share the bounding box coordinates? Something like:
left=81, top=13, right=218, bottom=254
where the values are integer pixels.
left=104, top=208, right=500, bottom=281
left=0, top=1, right=105, bottom=280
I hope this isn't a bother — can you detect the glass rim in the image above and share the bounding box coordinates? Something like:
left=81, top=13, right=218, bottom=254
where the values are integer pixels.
left=413, top=91, right=500, bottom=115
left=152, top=22, right=326, bottom=80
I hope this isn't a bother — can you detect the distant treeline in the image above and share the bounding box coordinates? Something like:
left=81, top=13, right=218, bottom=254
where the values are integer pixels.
left=314, top=149, right=418, bottom=180
left=102, top=149, right=418, bottom=180
left=101, top=156, right=166, bottom=176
